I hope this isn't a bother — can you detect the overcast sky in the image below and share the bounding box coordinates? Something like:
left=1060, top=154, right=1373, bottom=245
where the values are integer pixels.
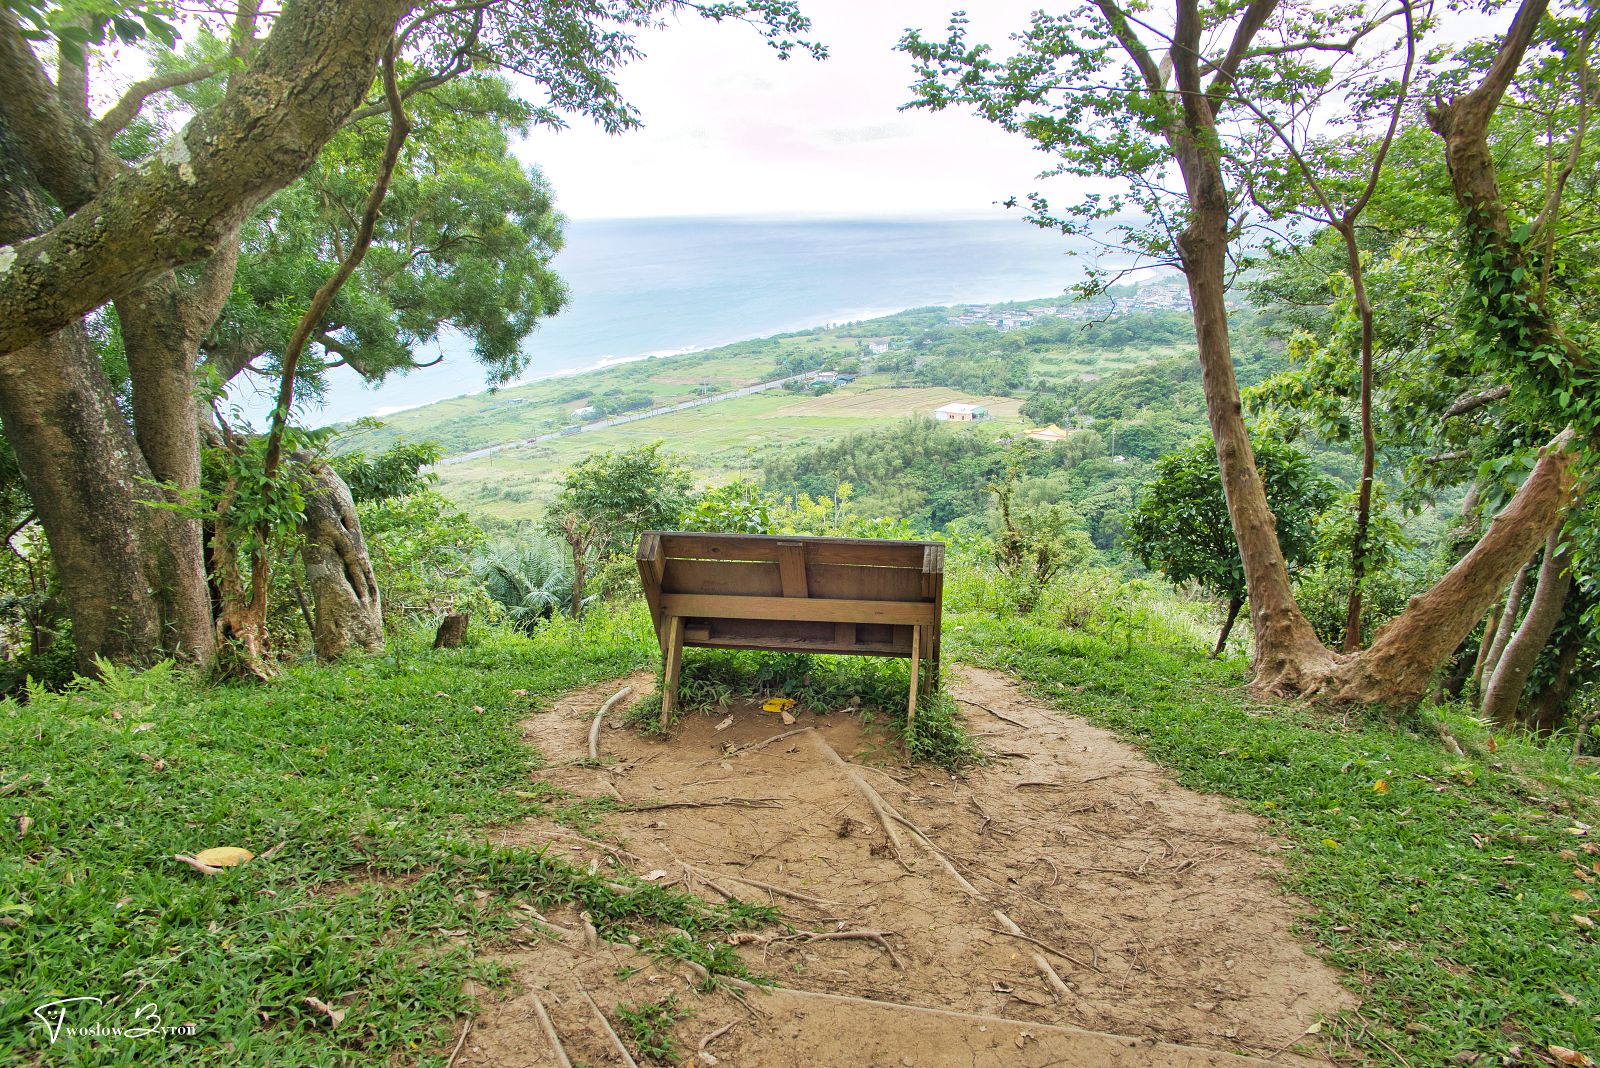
left=514, top=1, right=1059, bottom=220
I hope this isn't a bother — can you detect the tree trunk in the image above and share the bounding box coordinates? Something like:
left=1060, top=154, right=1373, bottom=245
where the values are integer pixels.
left=1470, top=603, right=1501, bottom=689
left=433, top=612, right=469, bottom=649
left=116, top=276, right=216, bottom=664
left=1318, top=430, right=1580, bottom=705
left=297, top=458, right=383, bottom=660
left=1482, top=525, right=1573, bottom=727
left=571, top=554, right=588, bottom=620
left=1525, top=609, right=1586, bottom=734
left=1176, top=212, right=1335, bottom=693
left=0, top=328, right=166, bottom=671
left=1212, top=595, right=1243, bottom=657
left=0, top=110, right=167, bottom=672
left=1480, top=559, right=1532, bottom=686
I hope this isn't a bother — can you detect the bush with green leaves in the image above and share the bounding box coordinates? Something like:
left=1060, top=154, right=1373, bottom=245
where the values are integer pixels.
left=472, top=540, right=584, bottom=630
left=358, top=489, right=491, bottom=620
left=1128, top=433, right=1335, bottom=651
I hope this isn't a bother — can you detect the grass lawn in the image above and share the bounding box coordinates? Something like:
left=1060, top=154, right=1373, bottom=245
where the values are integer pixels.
left=1, top=613, right=776, bottom=1066
left=5, top=584, right=1594, bottom=1064
left=436, top=381, right=1023, bottom=524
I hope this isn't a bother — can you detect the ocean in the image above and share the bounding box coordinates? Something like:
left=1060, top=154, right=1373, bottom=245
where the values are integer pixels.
left=272, top=215, right=1092, bottom=427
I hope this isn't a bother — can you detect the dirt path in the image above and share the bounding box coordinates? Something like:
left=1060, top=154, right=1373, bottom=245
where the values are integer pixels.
left=463, top=667, right=1353, bottom=1066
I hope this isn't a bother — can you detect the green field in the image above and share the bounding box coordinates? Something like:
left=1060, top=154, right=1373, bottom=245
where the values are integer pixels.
left=333, top=294, right=1195, bottom=527
left=437, top=378, right=1024, bottom=523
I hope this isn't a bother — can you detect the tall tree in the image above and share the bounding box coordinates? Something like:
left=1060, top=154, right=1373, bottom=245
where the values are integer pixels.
left=903, top=0, right=1590, bottom=705
left=0, top=0, right=820, bottom=671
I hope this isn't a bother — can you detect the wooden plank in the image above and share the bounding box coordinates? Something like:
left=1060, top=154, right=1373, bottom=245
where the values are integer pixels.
left=921, top=544, right=944, bottom=599
left=684, top=634, right=909, bottom=657
left=636, top=533, right=666, bottom=647
left=657, top=531, right=932, bottom=568
left=834, top=621, right=858, bottom=646
left=663, top=558, right=781, bottom=596
left=776, top=541, right=809, bottom=597
left=908, top=625, right=921, bottom=731
left=808, top=562, right=925, bottom=603
left=924, top=545, right=944, bottom=693
left=661, top=615, right=684, bottom=730
left=660, top=593, right=936, bottom=626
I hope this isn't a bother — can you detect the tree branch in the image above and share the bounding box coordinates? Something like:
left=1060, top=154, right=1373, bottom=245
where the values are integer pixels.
left=0, top=9, right=105, bottom=209
left=0, top=0, right=413, bottom=360
left=262, top=35, right=413, bottom=483
left=1444, top=384, right=1512, bottom=418
left=97, top=63, right=221, bottom=140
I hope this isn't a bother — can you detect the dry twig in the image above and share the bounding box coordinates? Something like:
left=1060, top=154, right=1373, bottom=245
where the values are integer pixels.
left=530, top=995, right=573, bottom=1068
left=580, top=988, right=640, bottom=1068
left=590, top=685, right=633, bottom=761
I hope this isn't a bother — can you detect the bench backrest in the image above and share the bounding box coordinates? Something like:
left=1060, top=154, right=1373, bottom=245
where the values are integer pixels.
left=636, top=531, right=943, bottom=659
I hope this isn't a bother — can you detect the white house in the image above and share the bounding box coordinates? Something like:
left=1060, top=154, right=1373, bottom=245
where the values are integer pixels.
left=933, top=402, right=988, bottom=422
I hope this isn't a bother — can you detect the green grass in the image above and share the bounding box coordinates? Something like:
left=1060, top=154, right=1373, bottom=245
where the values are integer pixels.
left=613, top=993, right=687, bottom=1064
left=945, top=603, right=1600, bottom=1066
left=0, top=612, right=775, bottom=1065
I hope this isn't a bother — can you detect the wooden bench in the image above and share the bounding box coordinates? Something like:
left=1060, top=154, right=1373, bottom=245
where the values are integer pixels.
left=637, top=531, right=944, bottom=729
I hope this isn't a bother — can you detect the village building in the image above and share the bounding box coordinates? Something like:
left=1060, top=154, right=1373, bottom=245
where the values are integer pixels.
left=933, top=402, right=988, bottom=422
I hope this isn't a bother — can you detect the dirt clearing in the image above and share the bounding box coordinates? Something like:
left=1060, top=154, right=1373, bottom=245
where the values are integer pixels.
left=463, top=666, right=1353, bottom=1066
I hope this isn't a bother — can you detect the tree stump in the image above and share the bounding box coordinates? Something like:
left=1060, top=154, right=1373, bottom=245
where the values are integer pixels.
left=433, top=612, right=469, bottom=649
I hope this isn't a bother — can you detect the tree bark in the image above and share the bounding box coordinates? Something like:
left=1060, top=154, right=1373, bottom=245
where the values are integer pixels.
left=1480, top=559, right=1532, bottom=686
left=1482, top=524, right=1573, bottom=726
left=1213, top=595, right=1243, bottom=657
left=0, top=0, right=412, bottom=357
left=297, top=458, right=383, bottom=660
left=115, top=272, right=225, bottom=665
left=1318, top=430, right=1580, bottom=705
left=0, top=111, right=171, bottom=672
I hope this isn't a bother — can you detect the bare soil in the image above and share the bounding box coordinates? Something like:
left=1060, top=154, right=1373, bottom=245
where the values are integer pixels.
left=459, top=666, right=1354, bottom=1067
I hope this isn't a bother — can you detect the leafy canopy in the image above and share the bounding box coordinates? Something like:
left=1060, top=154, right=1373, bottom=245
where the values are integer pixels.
left=1128, top=434, right=1334, bottom=602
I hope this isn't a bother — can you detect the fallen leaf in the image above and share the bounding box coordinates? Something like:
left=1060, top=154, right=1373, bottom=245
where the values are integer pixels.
left=1321, top=838, right=1341, bottom=849
left=1572, top=914, right=1595, bottom=930
left=433, top=691, right=450, bottom=699
left=131, top=723, right=154, bottom=733
left=780, top=710, right=797, bottom=725
left=1575, top=867, right=1595, bottom=884
left=713, top=715, right=734, bottom=731
left=174, top=854, right=223, bottom=875
left=511, top=689, right=528, bottom=696
left=303, top=996, right=346, bottom=1028
left=1373, top=780, right=1388, bottom=794
left=472, top=705, right=485, bottom=715
left=1548, top=1045, right=1594, bottom=1067
left=643, top=869, right=669, bottom=882
left=16, top=815, right=32, bottom=838
left=1557, top=990, right=1580, bottom=1006
left=1571, top=889, right=1592, bottom=901
left=193, top=847, right=254, bottom=868
left=1486, top=736, right=1498, bottom=753
left=1305, top=1021, right=1322, bottom=1034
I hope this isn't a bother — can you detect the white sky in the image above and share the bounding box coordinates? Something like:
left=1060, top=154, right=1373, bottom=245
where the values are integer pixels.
left=514, top=1, right=1060, bottom=219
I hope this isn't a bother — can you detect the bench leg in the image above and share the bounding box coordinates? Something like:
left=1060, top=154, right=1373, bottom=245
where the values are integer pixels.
left=661, top=615, right=684, bottom=731
left=907, top=625, right=921, bottom=732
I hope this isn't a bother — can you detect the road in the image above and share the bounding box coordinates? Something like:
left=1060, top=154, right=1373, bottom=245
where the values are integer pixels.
left=438, top=373, right=812, bottom=465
